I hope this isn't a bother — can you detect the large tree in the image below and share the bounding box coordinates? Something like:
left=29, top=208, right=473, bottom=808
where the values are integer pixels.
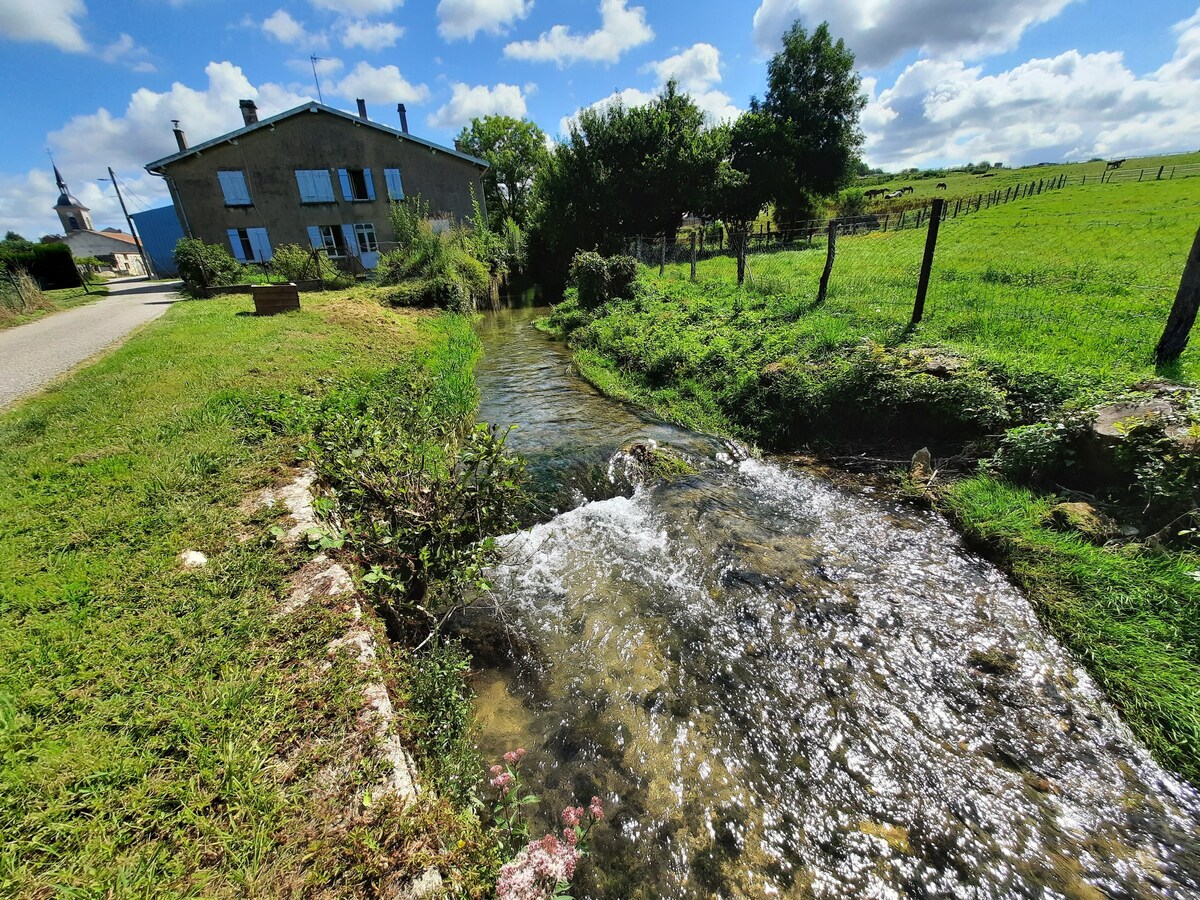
left=455, top=115, right=549, bottom=228
left=751, top=20, right=867, bottom=226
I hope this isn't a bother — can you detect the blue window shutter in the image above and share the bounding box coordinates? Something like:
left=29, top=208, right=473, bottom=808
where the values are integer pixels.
left=341, top=224, right=359, bottom=256
left=218, top=171, right=250, bottom=205
left=363, top=168, right=375, bottom=200
left=338, top=169, right=352, bottom=200
left=385, top=168, right=404, bottom=200
left=318, top=170, right=334, bottom=201
left=249, top=228, right=272, bottom=262
left=295, top=170, right=310, bottom=201
left=307, top=226, right=323, bottom=248
left=227, top=228, right=246, bottom=261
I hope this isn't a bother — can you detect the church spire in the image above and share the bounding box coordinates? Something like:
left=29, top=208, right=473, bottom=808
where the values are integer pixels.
left=54, top=164, right=68, bottom=195
left=51, top=163, right=92, bottom=233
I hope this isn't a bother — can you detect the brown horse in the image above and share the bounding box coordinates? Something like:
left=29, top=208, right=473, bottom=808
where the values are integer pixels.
left=1105, top=159, right=1125, bottom=171
left=936, top=182, right=947, bottom=190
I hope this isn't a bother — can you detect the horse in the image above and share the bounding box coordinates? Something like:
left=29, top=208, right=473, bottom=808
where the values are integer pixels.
left=885, top=190, right=904, bottom=200
left=864, top=188, right=887, bottom=200
left=1106, top=159, right=1125, bottom=171
left=936, top=182, right=947, bottom=190
left=901, top=186, right=914, bottom=195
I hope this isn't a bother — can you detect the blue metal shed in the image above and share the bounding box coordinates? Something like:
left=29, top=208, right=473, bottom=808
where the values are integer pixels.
left=130, top=205, right=185, bottom=276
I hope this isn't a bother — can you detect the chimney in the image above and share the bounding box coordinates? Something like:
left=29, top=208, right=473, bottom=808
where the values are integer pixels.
left=397, top=103, right=409, bottom=134
left=172, top=120, right=188, bottom=152
left=454, top=140, right=463, bottom=153
left=356, top=98, right=369, bottom=120
left=239, top=99, right=259, bottom=126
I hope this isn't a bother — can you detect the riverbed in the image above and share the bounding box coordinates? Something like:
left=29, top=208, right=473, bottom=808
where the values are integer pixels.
left=465, top=305, right=1200, bottom=899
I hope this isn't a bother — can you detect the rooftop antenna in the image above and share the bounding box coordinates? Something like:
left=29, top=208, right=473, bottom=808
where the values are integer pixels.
left=310, top=54, right=328, bottom=104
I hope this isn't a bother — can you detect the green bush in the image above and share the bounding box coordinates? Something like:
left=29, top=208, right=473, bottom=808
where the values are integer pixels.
left=0, top=242, right=79, bottom=289
left=569, top=251, right=639, bottom=310
left=268, top=243, right=337, bottom=283
left=837, top=188, right=868, bottom=217
left=173, top=238, right=245, bottom=290
left=380, top=196, right=492, bottom=311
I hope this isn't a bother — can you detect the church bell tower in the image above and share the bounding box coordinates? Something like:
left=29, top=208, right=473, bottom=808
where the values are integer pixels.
left=52, top=165, right=93, bottom=233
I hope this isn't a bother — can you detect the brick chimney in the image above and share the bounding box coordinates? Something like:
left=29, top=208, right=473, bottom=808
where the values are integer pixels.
left=172, top=120, right=188, bottom=151
left=397, top=103, right=409, bottom=134
left=239, top=99, right=259, bottom=126
left=356, top=98, right=368, bottom=120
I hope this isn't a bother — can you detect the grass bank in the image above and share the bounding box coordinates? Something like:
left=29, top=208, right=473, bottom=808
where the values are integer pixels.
left=0, top=287, right=497, bottom=896
left=0, top=281, right=108, bottom=329
left=543, top=178, right=1200, bottom=783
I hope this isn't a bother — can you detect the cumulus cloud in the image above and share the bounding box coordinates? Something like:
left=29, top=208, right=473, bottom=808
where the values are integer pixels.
left=438, top=0, right=532, bottom=41
left=0, top=0, right=88, bottom=53
left=646, top=42, right=721, bottom=92
left=331, top=61, right=429, bottom=104
left=262, top=9, right=327, bottom=47
left=310, top=0, right=404, bottom=14
left=862, top=21, right=1200, bottom=170
left=504, top=0, right=653, bottom=66
left=752, top=0, right=1078, bottom=67
left=342, top=20, right=404, bottom=50
left=98, top=33, right=156, bottom=72
left=427, top=82, right=528, bottom=130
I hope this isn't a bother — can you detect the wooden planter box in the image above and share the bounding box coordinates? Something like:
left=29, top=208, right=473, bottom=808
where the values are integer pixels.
left=252, top=283, right=300, bottom=315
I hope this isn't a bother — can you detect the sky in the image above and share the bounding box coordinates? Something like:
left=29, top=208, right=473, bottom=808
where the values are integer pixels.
left=1, top=0, right=1198, bottom=238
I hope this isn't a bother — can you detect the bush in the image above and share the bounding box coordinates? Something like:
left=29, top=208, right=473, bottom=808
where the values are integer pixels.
left=837, top=188, right=868, bottom=217
left=379, top=196, right=491, bottom=311
left=173, top=238, right=245, bottom=290
left=269, top=243, right=337, bottom=283
left=569, top=251, right=640, bottom=310
left=0, top=243, right=79, bottom=290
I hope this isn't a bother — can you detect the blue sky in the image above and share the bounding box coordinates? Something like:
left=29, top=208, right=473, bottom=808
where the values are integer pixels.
left=2, top=0, right=1198, bottom=238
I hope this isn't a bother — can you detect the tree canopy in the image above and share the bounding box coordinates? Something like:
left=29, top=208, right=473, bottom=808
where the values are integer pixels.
left=455, top=115, right=549, bottom=229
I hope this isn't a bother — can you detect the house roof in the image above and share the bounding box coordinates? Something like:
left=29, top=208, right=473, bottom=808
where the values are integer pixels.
left=66, top=229, right=139, bottom=247
left=144, top=102, right=489, bottom=172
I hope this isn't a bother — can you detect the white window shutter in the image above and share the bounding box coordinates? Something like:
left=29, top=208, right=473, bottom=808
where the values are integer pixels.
left=227, top=229, right=246, bottom=261
left=363, top=169, right=375, bottom=201
left=340, top=224, right=359, bottom=256
left=338, top=169, right=352, bottom=201
left=307, top=226, right=323, bottom=249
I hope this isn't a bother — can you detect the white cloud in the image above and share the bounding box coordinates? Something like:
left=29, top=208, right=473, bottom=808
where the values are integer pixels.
left=342, top=20, right=404, bottom=50
left=752, top=0, right=1078, bottom=68
left=0, top=0, right=88, bottom=52
left=331, top=61, right=430, bottom=104
left=262, top=9, right=326, bottom=47
left=504, top=0, right=653, bottom=66
left=646, top=42, right=721, bottom=93
left=862, top=18, right=1200, bottom=171
left=310, top=0, right=404, bottom=14
left=557, top=87, right=654, bottom=137
left=0, top=167, right=175, bottom=241
left=437, top=0, right=532, bottom=41
left=428, top=82, right=528, bottom=130
left=98, top=33, right=156, bottom=72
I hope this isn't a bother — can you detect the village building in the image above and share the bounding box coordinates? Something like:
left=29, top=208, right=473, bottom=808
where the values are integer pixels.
left=144, top=99, right=489, bottom=270
left=52, top=166, right=148, bottom=276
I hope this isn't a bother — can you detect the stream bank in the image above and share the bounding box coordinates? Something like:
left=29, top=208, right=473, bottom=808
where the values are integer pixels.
left=465, top=305, right=1200, bottom=898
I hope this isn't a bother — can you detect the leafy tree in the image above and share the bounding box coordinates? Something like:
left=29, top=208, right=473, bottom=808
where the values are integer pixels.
left=455, top=115, right=549, bottom=228
left=172, top=237, right=244, bottom=290
left=750, top=21, right=867, bottom=226
left=2, top=232, right=34, bottom=252
left=40, top=234, right=65, bottom=245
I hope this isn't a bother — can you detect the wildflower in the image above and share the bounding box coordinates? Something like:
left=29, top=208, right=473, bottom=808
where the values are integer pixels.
left=496, top=833, right=580, bottom=900
left=561, top=806, right=584, bottom=827
left=563, top=827, right=579, bottom=846
left=490, top=764, right=504, bottom=777
left=503, top=748, right=527, bottom=764
left=490, top=771, right=514, bottom=793
left=589, top=796, right=605, bottom=821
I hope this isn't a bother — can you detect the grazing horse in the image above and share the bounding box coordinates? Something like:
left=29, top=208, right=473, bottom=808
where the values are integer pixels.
left=864, top=188, right=887, bottom=200
left=901, top=185, right=914, bottom=195
left=1106, top=159, right=1125, bottom=171
left=885, top=190, right=904, bottom=200
left=936, top=182, right=948, bottom=190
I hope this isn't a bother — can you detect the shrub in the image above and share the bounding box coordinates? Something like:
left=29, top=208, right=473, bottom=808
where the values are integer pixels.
left=837, top=188, right=868, bottom=217
left=569, top=251, right=639, bottom=310
left=0, top=242, right=79, bottom=289
left=269, top=243, right=337, bottom=283
left=173, top=238, right=245, bottom=290
left=0, top=268, right=53, bottom=320
left=378, top=198, right=492, bottom=312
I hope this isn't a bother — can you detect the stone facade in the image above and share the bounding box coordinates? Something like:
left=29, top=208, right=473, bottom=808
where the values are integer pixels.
left=145, top=102, right=488, bottom=270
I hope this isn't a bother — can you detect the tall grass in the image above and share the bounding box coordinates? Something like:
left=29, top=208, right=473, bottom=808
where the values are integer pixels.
left=0, top=269, right=53, bottom=323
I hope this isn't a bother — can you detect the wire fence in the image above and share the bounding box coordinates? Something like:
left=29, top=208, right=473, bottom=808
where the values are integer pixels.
left=629, top=193, right=1198, bottom=374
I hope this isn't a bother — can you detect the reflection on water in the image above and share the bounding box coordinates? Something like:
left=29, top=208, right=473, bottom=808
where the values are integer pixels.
left=468, top=307, right=1200, bottom=899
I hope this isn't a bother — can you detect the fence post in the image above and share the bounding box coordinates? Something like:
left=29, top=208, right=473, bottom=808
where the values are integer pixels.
left=735, top=228, right=747, bottom=285
left=1155, top=226, right=1200, bottom=365
left=954, top=199, right=961, bottom=217
left=815, top=219, right=838, bottom=305
left=899, top=210, right=906, bottom=229
left=916, top=208, right=924, bottom=229
left=659, top=235, right=667, bottom=275
left=1138, top=169, right=1145, bottom=182
left=882, top=214, right=889, bottom=231
left=911, top=198, right=945, bottom=325
left=690, top=232, right=697, bottom=282
left=1157, top=166, right=1165, bottom=181
left=1004, top=187, right=1011, bottom=203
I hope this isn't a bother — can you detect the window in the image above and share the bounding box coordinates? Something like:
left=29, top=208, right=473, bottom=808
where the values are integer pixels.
left=384, top=168, right=404, bottom=201
left=67, top=215, right=79, bottom=231
left=218, top=170, right=252, bottom=206
left=338, top=167, right=375, bottom=201
left=295, top=169, right=335, bottom=203
left=307, top=225, right=346, bottom=257
left=226, top=227, right=272, bottom=262
left=353, top=223, right=378, bottom=254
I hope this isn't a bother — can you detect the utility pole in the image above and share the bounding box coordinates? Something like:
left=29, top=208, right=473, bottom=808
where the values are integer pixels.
left=106, top=167, right=154, bottom=279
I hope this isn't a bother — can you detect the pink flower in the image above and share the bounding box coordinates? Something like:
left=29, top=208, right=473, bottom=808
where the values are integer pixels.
left=489, top=771, right=514, bottom=793
left=496, top=834, right=580, bottom=900
left=561, top=806, right=584, bottom=827
left=490, top=764, right=504, bottom=777
left=563, top=827, right=579, bottom=846
left=503, top=748, right=527, bottom=764
left=589, top=796, right=605, bottom=821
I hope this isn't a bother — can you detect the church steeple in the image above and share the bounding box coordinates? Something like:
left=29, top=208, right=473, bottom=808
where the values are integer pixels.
left=52, top=165, right=92, bottom=233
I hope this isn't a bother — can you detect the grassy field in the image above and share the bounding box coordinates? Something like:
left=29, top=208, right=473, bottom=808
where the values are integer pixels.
left=0, top=289, right=492, bottom=896
left=0, top=281, right=108, bottom=329
left=546, top=173, right=1200, bottom=783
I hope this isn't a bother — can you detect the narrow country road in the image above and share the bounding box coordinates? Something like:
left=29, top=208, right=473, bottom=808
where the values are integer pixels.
left=0, top=277, right=181, bottom=410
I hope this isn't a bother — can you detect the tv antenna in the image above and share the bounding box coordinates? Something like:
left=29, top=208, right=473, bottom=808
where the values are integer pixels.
left=310, top=55, right=328, bottom=104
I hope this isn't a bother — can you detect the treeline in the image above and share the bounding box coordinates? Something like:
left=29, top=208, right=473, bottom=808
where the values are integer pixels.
left=458, top=20, right=868, bottom=290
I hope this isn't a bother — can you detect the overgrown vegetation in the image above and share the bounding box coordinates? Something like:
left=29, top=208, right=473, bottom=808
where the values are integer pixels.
left=1, top=268, right=107, bottom=329
left=173, top=236, right=246, bottom=291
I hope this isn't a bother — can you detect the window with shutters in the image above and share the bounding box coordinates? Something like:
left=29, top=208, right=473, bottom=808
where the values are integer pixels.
left=218, top=170, right=252, bottom=206
left=339, top=167, right=374, bottom=201
left=227, top=227, right=272, bottom=262
left=295, top=169, right=335, bottom=203
left=315, top=225, right=345, bottom=256
left=353, top=223, right=378, bottom=254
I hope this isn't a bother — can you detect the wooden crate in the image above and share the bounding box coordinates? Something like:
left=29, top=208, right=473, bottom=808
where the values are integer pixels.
left=252, top=284, right=300, bottom=315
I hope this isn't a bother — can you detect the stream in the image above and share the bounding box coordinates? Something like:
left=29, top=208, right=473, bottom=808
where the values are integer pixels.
left=465, top=305, right=1200, bottom=899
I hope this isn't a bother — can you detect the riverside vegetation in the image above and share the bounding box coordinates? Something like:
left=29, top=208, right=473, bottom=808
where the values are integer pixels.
left=0, top=284, right=577, bottom=897
left=541, top=175, right=1200, bottom=785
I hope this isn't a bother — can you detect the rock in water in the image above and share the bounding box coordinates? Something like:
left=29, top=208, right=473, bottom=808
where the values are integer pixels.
left=911, top=447, right=934, bottom=482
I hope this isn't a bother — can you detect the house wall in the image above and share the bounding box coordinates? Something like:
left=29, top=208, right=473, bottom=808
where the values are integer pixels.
left=160, top=109, right=487, bottom=265
left=65, top=232, right=146, bottom=274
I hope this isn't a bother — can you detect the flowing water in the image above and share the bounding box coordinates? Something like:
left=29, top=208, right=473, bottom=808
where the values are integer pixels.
left=466, top=305, right=1200, bottom=899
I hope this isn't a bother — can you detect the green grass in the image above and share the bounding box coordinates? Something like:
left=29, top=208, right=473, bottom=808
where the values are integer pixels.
left=944, top=476, right=1200, bottom=784
left=0, top=288, right=487, bottom=896
left=0, top=282, right=108, bottom=330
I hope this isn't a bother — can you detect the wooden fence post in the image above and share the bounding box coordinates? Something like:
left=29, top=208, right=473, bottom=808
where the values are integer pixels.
left=735, top=228, right=747, bottom=285
left=1155, top=226, right=1200, bottom=365
left=659, top=235, right=667, bottom=275
left=1157, top=166, right=1165, bottom=181
left=911, top=199, right=945, bottom=325
left=815, top=219, right=838, bottom=305
left=882, top=214, right=889, bottom=231
left=690, top=232, right=697, bottom=282
left=954, top=198, right=962, bottom=217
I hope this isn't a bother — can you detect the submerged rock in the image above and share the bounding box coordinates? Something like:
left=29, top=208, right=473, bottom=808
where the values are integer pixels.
left=615, top=441, right=698, bottom=485
left=911, top=447, right=934, bottom=482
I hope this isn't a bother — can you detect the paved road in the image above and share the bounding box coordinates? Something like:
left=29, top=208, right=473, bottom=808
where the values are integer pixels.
left=0, top=278, right=181, bottom=410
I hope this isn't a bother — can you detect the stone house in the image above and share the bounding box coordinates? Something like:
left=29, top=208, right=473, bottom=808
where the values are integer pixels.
left=144, top=99, right=489, bottom=270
